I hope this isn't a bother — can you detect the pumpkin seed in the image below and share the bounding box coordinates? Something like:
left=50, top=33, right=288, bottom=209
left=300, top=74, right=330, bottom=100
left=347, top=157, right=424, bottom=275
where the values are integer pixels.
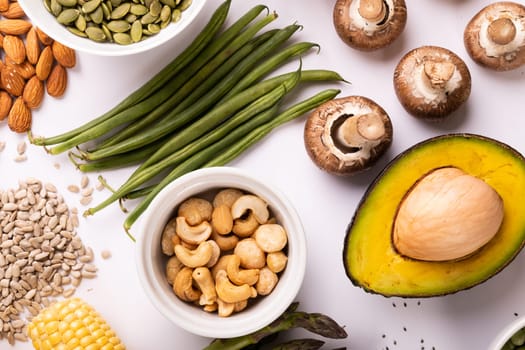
left=171, top=8, right=180, bottom=22
left=147, top=23, right=160, bottom=34
left=125, top=13, right=138, bottom=22
left=75, top=14, right=87, bottom=31
left=101, top=23, right=113, bottom=42
left=110, top=0, right=122, bottom=6
left=160, top=5, right=171, bottom=22
left=81, top=0, right=101, bottom=13
left=57, top=0, right=78, bottom=6
left=160, top=0, right=175, bottom=7
left=177, top=0, right=191, bottom=11
left=111, top=2, right=131, bottom=18
left=100, top=2, right=111, bottom=19
left=140, top=12, right=158, bottom=24
left=85, top=26, right=106, bottom=41
left=130, top=3, right=148, bottom=15
left=149, top=0, right=162, bottom=17
left=57, top=8, right=80, bottom=24
left=160, top=17, right=170, bottom=29
left=113, top=32, right=132, bottom=44
left=50, top=0, right=63, bottom=16
left=44, top=0, right=52, bottom=12
left=107, top=19, right=131, bottom=32
left=143, top=0, right=153, bottom=7
left=90, top=5, right=104, bottom=23
left=130, top=19, right=142, bottom=42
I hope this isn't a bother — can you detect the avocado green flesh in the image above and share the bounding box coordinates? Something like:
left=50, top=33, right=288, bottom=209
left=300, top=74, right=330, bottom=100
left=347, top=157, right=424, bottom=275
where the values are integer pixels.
left=344, top=134, right=525, bottom=297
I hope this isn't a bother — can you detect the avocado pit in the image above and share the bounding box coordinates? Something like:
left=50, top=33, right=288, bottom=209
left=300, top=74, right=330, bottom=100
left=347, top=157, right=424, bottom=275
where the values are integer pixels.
left=392, top=167, right=504, bottom=262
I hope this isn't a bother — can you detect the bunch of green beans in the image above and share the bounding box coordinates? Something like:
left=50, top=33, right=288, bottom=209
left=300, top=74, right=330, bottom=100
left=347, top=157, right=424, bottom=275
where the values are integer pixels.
left=29, top=0, right=346, bottom=235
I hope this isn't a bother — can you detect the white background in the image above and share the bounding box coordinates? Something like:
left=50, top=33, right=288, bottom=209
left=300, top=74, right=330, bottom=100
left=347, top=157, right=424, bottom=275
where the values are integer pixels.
left=2, top=0, right=525, bottom=349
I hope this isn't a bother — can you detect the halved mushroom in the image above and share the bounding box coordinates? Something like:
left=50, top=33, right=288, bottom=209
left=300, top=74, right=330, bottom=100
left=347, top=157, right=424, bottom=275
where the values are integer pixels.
left=333, top=0, right=407, bottom=51
left=464, top=1, right=525, bottom=71
left=304, top=96, right=393, bottom=176
left=393, top=46, right=471, bottom=120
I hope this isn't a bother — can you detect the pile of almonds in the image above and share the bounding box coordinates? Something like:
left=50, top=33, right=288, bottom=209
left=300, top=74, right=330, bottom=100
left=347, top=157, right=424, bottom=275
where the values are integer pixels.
left=0, top=0, right=76, bottom=133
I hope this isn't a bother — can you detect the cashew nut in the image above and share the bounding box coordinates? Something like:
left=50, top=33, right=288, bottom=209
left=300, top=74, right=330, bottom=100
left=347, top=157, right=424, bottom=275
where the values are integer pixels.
left=165, top=256, right=184, bottom=284
left=217, top=298, right=235, bottom=317
left=255, top=267, right=278, bottom=296
left=266, top=251, right=288, bottom=273
left=211, top=229, right=239, bottom=251
left=175, top=216, right=212, bottom=245
left=253, top=224, right=288, bottom=253
left=192, top=267, right=217, bottom=306
left=178, top=197, right=213, bottom=226
left=206, top=240, right=221, bottom=268
left=232, top=212, right=260, bottom=237
left=231, top=194, right=270, bottom=224
left=215, top=270, right=257, bottom=303
left=212, top=204, right=234, bottom=235
left=234, top=238, right=266, bottom=269
left=213, top=188, right=244, bottom=208
left=161, top=218, right=177, bottom=256
left=226, top=254, right=260, bottom=286
left=172, top=267, right=201, bottom=302
left=211, top=254, right=235, bottom=279
left=174, top=241, right=213, bottom=268
left=234, top=300, right=248, bottom=313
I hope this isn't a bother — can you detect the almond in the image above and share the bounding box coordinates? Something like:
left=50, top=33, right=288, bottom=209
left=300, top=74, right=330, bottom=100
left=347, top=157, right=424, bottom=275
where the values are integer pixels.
left=25, top=28, right=41, bottom=65
left=0, top=2, right=26, bottom=19
left=23, top=76, right=44, bottom=109
left=3, top=34, right=26, bottom=64
left=51, top=41, right=76, bottom=68
left=7, top=97, right=32, bottom=133
left=7, top=59, right=35, bottom=80
left=0, top=0, right=8, bottom=12
left=35, top=45, right=54, bottom=80
left=46, top=64, right=67, bottom=98
left=0, top=19, right=32, bottom=35
left=1, top=65, right=25, bottom=96
left=0, top=90, right=12, bottom=121
left=35, top=27, right=53, bottom=46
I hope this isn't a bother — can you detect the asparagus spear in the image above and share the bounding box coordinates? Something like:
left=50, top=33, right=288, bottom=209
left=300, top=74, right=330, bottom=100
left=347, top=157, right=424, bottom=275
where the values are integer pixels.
left=203, top=303, right=347, bottom=350
left=271, top=338, right=325, bottom=350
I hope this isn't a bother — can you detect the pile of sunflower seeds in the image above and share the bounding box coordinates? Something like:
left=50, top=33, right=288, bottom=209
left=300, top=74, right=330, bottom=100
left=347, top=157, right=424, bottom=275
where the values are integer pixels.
left=43, top=0, right=193, bottom=44
left=0, top=178, right=97, bottom=345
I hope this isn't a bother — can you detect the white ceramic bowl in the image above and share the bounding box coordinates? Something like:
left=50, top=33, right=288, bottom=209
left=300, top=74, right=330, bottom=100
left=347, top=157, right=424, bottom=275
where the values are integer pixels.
left=17, top=0, right=207, bottom=56
left=489, top=316, right=525, bottom=350
left=135, top=167, right=307, bottom=338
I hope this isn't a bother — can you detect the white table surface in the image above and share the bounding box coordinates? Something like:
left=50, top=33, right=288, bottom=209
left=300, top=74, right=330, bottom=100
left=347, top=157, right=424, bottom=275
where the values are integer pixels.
left=3, top=0, right=525, bottom=349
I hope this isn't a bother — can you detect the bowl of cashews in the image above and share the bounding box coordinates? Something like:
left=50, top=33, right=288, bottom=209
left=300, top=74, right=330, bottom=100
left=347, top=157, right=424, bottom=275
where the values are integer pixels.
left=135, top=166, right=307, bottom=338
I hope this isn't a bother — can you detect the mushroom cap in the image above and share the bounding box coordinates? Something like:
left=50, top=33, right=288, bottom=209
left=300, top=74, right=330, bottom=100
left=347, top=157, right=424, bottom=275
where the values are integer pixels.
left=304, top=96, right=393, bottom=176
left=393, top=46, right=472, bottom=120
left=464, top=1, right=525, bottom=71
left=333, top=0, right=407, bottom=51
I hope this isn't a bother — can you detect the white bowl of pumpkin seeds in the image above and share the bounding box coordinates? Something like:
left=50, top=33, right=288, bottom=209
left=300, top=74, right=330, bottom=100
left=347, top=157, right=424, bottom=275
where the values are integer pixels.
left=18, top=0, right=207, bottom=56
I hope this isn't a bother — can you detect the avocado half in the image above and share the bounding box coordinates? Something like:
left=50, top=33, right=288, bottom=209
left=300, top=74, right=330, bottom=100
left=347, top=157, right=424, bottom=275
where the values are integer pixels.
left=343, top=133, right=525, bottom=297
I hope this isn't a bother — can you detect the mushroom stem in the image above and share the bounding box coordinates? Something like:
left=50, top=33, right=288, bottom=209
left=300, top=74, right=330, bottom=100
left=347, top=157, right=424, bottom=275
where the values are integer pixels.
left=338, top=114, right=386, bottom=147
left=487, top=17, right=517, bottom=45
left=423, top=61, right=455, bottom=90
left=358, top=0, right=387, bottom=22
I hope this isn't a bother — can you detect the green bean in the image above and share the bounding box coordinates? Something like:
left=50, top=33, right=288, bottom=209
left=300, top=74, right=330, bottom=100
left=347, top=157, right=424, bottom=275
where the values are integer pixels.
left=83, top=24, right=302, bottom=161
left=122, top=88, right=340, bottom=233
left=95, top=13, right=279, bottom=150
left=85, top=82, right=290, bottom=216
left=71, top=136, right=169, bottom=172
left=122, top=185, right=155, bottom=200
left=97, top=8, right=275, bottom=150
left=219, top=42, right=320, bottom=103
left=29, top=0, right=231, bottom=147
left=204, top=88, right=341, bottom=167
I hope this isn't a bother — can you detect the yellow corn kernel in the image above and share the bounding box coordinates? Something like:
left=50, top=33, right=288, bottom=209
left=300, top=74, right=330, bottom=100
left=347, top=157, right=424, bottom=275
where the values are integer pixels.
left=27, top=297, right=126, bottom=350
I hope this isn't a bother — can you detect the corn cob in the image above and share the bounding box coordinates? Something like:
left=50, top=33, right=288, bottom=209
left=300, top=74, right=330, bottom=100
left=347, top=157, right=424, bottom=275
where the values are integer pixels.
left=27, top=297, right=126, bottom=350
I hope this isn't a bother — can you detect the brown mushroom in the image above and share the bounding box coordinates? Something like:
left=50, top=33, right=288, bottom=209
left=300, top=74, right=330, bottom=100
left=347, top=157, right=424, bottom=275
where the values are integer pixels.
left=393, top=46, right=471, bottom=121
left=303, top=96, right=393, bottom=176
left=464, top=1, right=525, bottom=71
left=333, top=0, right=407, bottom=51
